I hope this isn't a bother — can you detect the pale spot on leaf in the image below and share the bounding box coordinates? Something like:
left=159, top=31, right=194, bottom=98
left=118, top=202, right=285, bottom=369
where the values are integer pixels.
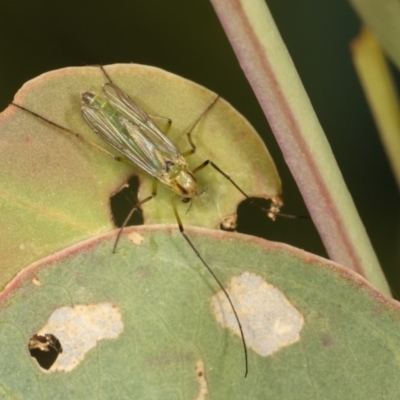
left=36, top=302, right=123, bottom=372
left=128, top=231, right=145, bottom=245
left=194, top=360, right=208, bottom=400
left=211, top=272, right=303, bottom=356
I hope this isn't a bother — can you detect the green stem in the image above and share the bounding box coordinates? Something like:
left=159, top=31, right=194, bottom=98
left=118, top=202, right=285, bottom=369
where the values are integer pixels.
left=210, top=0, right=390, bottom=295
left=352, top=28, right=400, bottom=191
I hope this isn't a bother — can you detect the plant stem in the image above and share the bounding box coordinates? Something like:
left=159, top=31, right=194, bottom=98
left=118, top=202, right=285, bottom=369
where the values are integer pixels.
left=352, top=28, right=400, bottom=191
left=210, top=0, right=390, bottom=295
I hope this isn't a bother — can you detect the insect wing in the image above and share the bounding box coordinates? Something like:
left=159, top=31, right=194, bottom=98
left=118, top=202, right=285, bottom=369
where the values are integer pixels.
left=103, top=83, right=182, bottom=159
left=82, top=99, right=166, bottom=178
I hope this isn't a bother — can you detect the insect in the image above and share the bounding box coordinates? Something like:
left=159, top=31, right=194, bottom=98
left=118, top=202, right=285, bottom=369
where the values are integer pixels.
left=12, top=66, right=283, bottom=377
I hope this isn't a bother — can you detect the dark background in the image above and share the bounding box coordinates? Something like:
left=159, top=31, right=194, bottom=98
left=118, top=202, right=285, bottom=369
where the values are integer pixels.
left=1, top=1, right=399, bottom=295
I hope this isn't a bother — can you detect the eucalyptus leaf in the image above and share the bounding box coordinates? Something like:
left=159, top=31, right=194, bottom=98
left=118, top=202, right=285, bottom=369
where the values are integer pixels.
left=1, top=226, right=400, bottom=399
left=0, top=64, right=281, bottom=288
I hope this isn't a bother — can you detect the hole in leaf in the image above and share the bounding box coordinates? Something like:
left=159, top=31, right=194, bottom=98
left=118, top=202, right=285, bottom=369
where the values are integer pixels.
left=28, top=333, right=63, bottom=370
left=236, top=197, right=273, bottom=237
left=110, top=175, right=143, bottom=227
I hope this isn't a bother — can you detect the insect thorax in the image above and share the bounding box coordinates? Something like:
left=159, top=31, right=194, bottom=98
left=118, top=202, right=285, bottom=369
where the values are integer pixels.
left=165, top=161, right=198, bottom=199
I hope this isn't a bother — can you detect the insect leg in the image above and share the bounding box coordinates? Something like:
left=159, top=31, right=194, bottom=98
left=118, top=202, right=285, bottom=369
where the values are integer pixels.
left=193, top=160, right=250, bottom=200
left=171, top=195, right=248, bottom=377
left=97, top=65, right=173, bottom=130
left=182, top=95, right=307, bottom=219
left=11, top=103, right=124, bottom=163
left=179, top=96, right=255, bottom=204
left=181, top=95, right=220, bottom=157
left=113, top=179, right=158, bottom=253
left=150, top=115, right=172, bottom=135
left=194, top=160, right=308, bottom=220
left=194, top=160, right=283, bottom=220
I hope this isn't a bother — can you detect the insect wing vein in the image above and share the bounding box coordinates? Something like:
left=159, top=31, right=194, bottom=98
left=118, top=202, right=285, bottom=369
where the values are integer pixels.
left=103, top=83, right=181, bottom=158
left=81, top=105, right=162, bottom=178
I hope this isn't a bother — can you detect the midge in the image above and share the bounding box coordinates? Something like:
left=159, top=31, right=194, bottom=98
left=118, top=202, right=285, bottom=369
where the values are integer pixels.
left=12, top=66, right=281, bottom=378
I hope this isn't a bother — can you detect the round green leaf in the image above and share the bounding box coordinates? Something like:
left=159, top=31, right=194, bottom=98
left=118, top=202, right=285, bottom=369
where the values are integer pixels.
left=1, top=226, right=400, bottom=399
left=0, top=64, right=281, bottom=288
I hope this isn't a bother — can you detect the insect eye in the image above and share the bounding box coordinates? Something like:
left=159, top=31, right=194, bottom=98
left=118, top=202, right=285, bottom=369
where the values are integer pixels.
left=82, top=92, right=95, bottom=105
left=181, top=198, right=191, bottom=204
left=164, top=160, right=174, bottom=172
